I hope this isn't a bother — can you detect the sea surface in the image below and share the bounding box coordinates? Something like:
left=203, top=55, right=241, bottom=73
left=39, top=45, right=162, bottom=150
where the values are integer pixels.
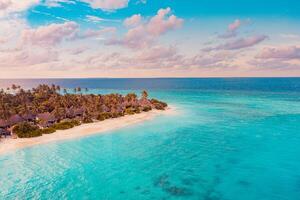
left=0, top=78, right=300, bottom=200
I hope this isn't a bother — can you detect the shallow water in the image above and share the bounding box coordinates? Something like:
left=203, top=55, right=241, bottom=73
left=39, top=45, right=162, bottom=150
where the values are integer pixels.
left=1, top=79, right=300, bottom=200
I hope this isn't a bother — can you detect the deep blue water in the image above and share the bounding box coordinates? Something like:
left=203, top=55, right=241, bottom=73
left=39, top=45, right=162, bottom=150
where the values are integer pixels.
left=0, top=78, right=300, bottom=200
left=0, top=78, right=300, bottom=91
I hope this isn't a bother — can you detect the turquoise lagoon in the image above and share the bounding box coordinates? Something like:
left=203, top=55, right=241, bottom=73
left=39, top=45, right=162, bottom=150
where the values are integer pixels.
left=0, top=78, right=300, bottom=200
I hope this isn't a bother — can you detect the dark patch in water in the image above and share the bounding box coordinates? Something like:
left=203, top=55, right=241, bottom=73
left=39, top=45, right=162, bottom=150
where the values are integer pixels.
left=119, top=191, right=125, bottom=194
left=153, top=174, right=171, bottom=188
left=153, top=174, right=193, bottom=197
left=214, top=176, right=221, bottom=185
left=135, top=186, right=141, bottom=191
left=141, top=189, right=150, bottom=195
left=237, top=180, right=251, bottom=187
left=215, top=164, right=221, bottom=169
left=165, top=186, right=193, bottom=197
left=181, top=177, right=198, bottom=186
left=202, top=188, right=223, bottom=200
left=227, top=158, right=239, bottom=165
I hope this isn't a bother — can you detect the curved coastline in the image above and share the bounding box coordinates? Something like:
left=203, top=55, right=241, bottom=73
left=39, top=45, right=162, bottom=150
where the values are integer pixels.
left=0, top=107, right=174, bottom=156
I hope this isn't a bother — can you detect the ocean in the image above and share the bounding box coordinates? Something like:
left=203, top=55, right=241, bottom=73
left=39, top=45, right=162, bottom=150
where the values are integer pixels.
left=0, top=78, right=300, bottom=200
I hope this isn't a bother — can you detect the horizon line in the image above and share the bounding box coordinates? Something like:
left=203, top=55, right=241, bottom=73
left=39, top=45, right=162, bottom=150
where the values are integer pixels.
left=0, top=76, right=300, bottom=80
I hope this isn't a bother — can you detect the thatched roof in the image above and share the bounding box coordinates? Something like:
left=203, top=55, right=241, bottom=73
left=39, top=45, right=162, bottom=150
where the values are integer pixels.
left=66, top=107, right=84, bottom=118
left=22, top=113, right=36, bottom=121
left=0, top=128, right=10, bottom=136
left=0, top=119, right=9, bottom=128
left=8, top=114, right=24, bottom=126
left=74, top=108, right=84, bottom=116
left=66, top=108, right=75, bottom=118
left=101, top=105, right=110, bottom=112
left=37, top=112, right=56, bottom=122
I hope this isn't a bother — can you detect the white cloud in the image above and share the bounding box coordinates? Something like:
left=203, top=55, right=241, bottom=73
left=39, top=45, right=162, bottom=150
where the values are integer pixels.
left=0, top=0, right=39, bottom=16
left=85, top=15, right=120, bottom=23
left=123, top=14, right=141, bottom=27
left=108, top=7, right=183, bottom=49
left=81, top=0, right=129, bottom=10
left=21, top=21, right=79, bottom=46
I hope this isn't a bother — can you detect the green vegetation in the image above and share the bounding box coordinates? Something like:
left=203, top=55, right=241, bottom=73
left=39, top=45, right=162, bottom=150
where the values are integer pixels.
left=51, top=120, right=80, bottom=130
left=82, top=117, right=93, bottom=124
left=142, top=106, right=152, bottom=112
left=0, top=84, right=168, bottom=138
left=40, top=127, right=56, bottom=134
left=151, top=99, right=168, bottom=110
left=13, top=122, right=42, bottom=138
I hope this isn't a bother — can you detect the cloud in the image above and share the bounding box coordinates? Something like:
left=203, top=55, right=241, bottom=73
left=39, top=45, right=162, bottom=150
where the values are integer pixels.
left=205, top=35, right=268, bottom=51
left=44, top=0, right=76, bottom=7
left=108, top=7, right=183, bottom=49
left=72, top=27, right=116, bottom=40
left=147, top=7, right=183, bottom=36
left=81, top=0, right=128, bottom=10
left=135, top=45, right=180, bottom=63
left=0, top=48, right=58, bottom=67
left=219, top=19, right=250, bottom=39
left=256, top=46, right=300, bottom=60
left=0, top=0, right=11, bottom=10
left=228, top=19, right=242, bottom=32
left=21, top=21, right=78, bottom=46
left=221, top=35, right=268, bottom=50
left=248, top=59, right=300, bottom=70
left=85, top=15, right=120, bottom=23
left=123, top=14, right=141, bottom=27
left=0, top=0, right=39, bottom=16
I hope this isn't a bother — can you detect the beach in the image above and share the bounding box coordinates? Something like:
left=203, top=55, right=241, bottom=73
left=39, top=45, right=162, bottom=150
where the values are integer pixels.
left=0, top=107, right=174, bottom=156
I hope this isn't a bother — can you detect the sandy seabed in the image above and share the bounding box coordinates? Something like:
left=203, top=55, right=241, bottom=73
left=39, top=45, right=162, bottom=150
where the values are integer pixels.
left=0, top=107, right=175, bottom=156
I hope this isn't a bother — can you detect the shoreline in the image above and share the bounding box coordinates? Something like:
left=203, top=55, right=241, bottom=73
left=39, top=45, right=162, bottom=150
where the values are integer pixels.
left=0, top=107, right=174, bottom=156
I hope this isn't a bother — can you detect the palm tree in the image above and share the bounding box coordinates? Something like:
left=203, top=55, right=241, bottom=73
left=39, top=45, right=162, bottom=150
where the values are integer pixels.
left=141, top=90, right=148, bottom=99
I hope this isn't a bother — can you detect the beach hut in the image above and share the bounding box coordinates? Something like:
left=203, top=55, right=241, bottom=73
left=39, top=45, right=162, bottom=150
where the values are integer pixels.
left=101, top=105, right=110, bottom=113
left=66, top=108, right=76, bottom=119
left=22, top=113, right=36, bottom=122
left=66, top=107, right=85, bottom=119
left=74, top=108, right=85, bottom=117
left=0, top=128, right=11, bottom=137
left=0, top=119, right=9, bottom=129
left=37, top=112, right=57, bottom=128
left=8, top=114, right=24, bottom=126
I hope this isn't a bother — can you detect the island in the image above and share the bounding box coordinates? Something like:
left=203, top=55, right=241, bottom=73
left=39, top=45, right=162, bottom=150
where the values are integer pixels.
left=0, top=84, right=168, bottom=151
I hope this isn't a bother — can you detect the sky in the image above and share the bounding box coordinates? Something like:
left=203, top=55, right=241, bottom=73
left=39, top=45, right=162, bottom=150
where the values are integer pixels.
left=0, top=0, right=300, bottom=78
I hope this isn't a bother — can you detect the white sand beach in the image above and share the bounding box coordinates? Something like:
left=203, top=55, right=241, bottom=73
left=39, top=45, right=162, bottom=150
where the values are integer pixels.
left=0, top=107, right=174, bottom=156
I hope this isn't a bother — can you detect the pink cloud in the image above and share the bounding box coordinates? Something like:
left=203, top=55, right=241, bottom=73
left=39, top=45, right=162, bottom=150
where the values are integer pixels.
left=0, top=0, right=39, bottom=16
left=21, top=21, right=78, bottom=46
left=123, top=14, right=142, bottom=27
left=219, top=19, right=250, bottom=39
left=136, top=45, right=178, bottom=62
left=248, top=59, right=299, bottom=70
left=73, top=27, right=116, bottom=40
left=222, top=35, right=268, bottom=50
left=0, top=48, right=58, bottom=67
left=205, top=35, right=268, bottom=51
left=146, top=7, right=183, bottom=36
left=228, top=19, right=242, bottom=32
left=108, top=7, right=183, bottom=49
left=256, top=46, right=300, bottom=60
left=82, top=0, right=128, bottom=10
left=0, top=0, right=11, bottom=10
